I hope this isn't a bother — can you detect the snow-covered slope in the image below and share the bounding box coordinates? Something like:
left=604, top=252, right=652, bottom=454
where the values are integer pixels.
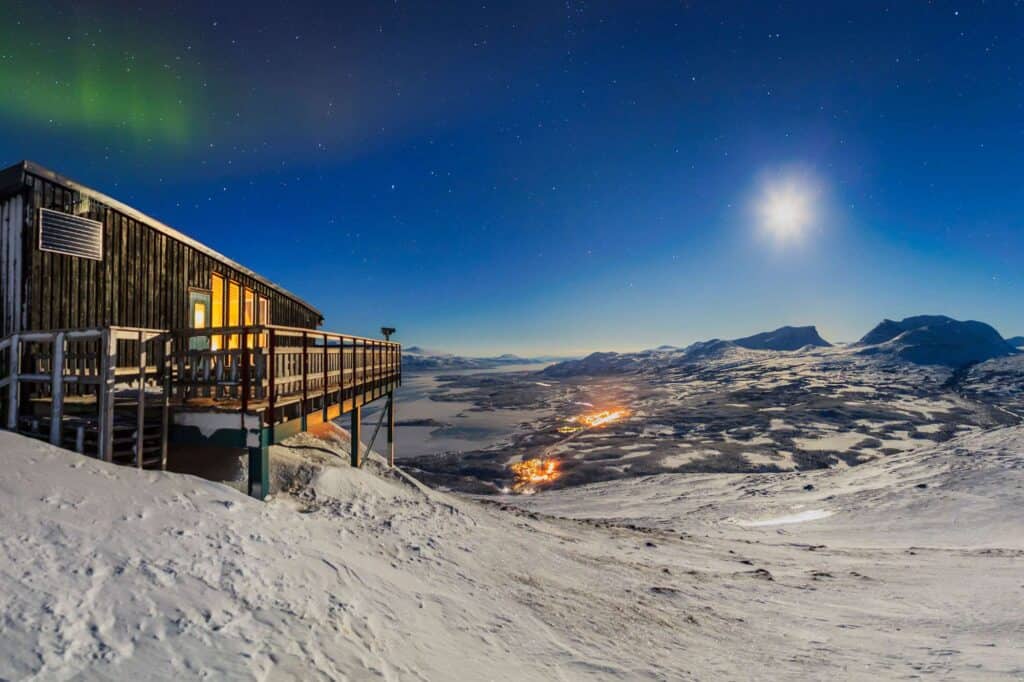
left=2, top=426, right=1022, bottom=679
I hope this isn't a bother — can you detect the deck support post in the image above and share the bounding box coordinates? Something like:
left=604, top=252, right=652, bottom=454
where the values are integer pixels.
left=247, top=425, right=270, bottom=499
left=350, top=404, right=361, bottom=468
left=386, top=390, right=395, bottom=467
left=49, top=332, right=65, bottom=446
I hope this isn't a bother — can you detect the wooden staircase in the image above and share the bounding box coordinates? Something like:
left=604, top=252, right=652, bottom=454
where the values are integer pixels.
left=1, top=327, right=170, bottom=469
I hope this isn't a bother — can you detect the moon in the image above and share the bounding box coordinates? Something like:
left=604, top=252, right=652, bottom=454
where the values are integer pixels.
left=754, top=172, right=820, bottom=243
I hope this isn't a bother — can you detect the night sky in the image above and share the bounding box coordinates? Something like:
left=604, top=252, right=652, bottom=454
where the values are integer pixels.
left=1, top=1, right=1021, bottom=355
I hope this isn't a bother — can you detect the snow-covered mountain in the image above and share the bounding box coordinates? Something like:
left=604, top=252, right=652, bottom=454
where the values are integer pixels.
left=541, top=325, right=829, bottom=377
left=856, top=315, right=1018, bottom=366
left=539, top=350, right=641, bottom=377
left=402, top=346, right=537, bottom=371
left=541, top=317, right=1017, bottom=377
left=733, top=325, right=831, bottom=350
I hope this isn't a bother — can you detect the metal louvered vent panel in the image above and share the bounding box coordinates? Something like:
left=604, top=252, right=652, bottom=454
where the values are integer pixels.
left=39, top=208, right=103, bottom=260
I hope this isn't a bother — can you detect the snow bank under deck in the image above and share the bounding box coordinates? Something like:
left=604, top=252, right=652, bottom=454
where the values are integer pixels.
left=1, top=426, right=1022, bottom=680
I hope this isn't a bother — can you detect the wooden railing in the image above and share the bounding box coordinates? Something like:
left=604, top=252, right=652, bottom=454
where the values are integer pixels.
left=1, top=326, right=170, bottom=464
left=1, top=323, right=399, bottom=455
left=169, top=324, right=402, bottom=422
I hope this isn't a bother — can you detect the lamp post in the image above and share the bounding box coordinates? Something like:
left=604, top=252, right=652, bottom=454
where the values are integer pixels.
left=379, top=327, right=397, bottom=465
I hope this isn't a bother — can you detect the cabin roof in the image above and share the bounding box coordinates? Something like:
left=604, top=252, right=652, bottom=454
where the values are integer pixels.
left=3, top=160, right=324, bottom=321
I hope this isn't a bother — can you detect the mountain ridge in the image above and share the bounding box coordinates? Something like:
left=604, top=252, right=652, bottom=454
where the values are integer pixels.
left=856, top=315, right=1017, bottom=366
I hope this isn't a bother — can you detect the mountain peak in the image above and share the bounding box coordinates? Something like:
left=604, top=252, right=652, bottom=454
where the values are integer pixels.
left=732, top=325, right=831, bottom=351
left=857, top=315, right=1017, bottom=366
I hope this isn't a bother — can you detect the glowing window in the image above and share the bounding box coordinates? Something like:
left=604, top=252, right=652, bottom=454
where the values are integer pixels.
left=210, top=274, right=225, bottom=350
left=228, top=281, right=241, bottom=349
left=258, top=296, right=270, bottom=347
left=244, top=288, right=255, bottom=325
left=193, top=301, right=207, bottom=328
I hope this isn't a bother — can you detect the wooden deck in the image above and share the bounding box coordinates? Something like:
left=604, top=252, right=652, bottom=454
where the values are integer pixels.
left=1, top=324, right=401, bottom=496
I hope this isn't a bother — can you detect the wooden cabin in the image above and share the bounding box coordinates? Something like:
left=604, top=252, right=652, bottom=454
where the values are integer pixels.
left=0, top=161, right=400, bottom=497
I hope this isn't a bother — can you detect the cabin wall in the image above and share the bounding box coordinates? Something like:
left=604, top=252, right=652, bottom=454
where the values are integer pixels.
left=0, top=193, right=24, bottom=336
left=20, top=172, right=321, bottom=332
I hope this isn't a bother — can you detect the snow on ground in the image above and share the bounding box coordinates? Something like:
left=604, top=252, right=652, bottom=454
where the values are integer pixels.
left=1, top=425, right=1023, bottom=680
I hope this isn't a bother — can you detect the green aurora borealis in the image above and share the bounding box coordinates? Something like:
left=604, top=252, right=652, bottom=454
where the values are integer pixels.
left=0, top=16, right=199, bottom=145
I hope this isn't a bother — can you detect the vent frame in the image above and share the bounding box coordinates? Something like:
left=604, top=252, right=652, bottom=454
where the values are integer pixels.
left=37, top=207, right=104, bottom=261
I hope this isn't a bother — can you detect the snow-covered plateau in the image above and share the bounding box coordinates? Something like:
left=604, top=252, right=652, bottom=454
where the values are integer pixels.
left=1, top=421, right=1022, bottom=680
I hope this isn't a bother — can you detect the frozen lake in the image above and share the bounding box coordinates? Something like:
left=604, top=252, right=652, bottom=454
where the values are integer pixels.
left=359, top=363, right=554, bottom=459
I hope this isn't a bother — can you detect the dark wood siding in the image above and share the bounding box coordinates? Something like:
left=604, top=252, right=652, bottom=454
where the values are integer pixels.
left=0, top=192, right=25, bottom=336
left=20, top=171, right=321, bottom=331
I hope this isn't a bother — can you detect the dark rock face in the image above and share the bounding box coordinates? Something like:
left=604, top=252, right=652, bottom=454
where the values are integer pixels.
left=857, top=315, right=1018, bottom=366
left=1007, top=336, right=1024, bottom=348
left=732, top=325, right=831, bottom=351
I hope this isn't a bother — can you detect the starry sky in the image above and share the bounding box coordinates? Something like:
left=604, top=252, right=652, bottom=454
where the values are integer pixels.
left=1, top=1, right=1021, bottom=355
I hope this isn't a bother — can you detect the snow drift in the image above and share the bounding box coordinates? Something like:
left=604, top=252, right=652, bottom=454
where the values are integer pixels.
left=1, top=424, right=1023, bottom=679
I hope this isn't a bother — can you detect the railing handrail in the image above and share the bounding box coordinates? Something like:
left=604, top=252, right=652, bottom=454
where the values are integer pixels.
left=171, top=323, right=401, bottom=348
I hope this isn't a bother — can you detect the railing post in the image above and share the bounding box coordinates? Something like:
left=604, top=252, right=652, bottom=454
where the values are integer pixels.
left=322, top=333, right=329, bottom=423
left=240, top=326, right=250, bottom=414
left=49, top=332, right=65, bottom=446
left=343, top=338, right=347, bottom=402
left=136, top=330, right=146, bottom=468
left=6, top=334, right=19, bottom=430
left=98, top=329, right=115, bottom=462
left=266, top=328, right=276, bottom=438
left=301, top=331, right=308, bottom=431
left=351, top=337, right=358, bottom=409
left=161, top=335, right=171, bottom=470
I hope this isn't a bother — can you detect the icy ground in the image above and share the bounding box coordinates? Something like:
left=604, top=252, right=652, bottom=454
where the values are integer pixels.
left=1, top=424, right=1022, bottom=680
